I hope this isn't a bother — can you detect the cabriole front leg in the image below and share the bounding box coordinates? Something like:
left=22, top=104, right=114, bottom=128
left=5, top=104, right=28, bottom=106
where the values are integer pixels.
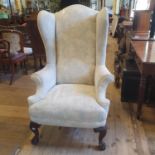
left=94, top=125, right=107, bottom=150
left=137, top=75, right=146, bottom=119
left=29, top=121, right=41, bottom=145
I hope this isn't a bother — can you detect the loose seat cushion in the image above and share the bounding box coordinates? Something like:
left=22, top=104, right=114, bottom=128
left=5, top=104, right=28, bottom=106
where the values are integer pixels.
left=29, top=84, right=108, bottom=128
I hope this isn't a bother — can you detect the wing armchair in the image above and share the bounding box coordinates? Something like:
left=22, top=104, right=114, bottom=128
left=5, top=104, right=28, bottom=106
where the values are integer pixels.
left=28, top=4, right=114, bottom=150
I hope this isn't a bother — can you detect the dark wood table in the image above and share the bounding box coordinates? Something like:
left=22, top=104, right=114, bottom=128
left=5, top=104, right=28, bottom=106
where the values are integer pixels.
left=131, top=40, right=155, bottom=119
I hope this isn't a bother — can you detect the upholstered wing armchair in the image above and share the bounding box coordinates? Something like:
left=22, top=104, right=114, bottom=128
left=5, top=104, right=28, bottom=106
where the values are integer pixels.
left=28, top=4, right=114, bottom=150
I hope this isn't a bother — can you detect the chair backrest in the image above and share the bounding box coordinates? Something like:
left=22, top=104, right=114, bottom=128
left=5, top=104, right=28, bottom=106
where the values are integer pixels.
left=56, top=5, right=97, bottom=85
left=0, top=29, right=24, bottom=55
left=0, top=24, right=31, bottom=47
left=37, top=4, right=109, bottom=85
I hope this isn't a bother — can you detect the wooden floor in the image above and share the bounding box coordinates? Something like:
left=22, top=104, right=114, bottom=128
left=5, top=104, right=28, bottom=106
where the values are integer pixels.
left=0, top=75, right=34, bottom=155
left=0, top=36, right=155, bottom=155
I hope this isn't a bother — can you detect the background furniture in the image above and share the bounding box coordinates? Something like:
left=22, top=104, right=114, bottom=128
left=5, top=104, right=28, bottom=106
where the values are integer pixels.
left=0, top=23, right=33, bottom=66
left=114, top=9, right=153, bottom=88
left=121, top=58, right=140, bottom=102
left=114, top=20, right=133, bottom=88
left=0, top=29, right=27, bottom=85
left=132, top=10, right=152, bottom=33
left=0, top=24, right=32, bottom=53
left=60, top=0, right=80, bottom=9
left=28, top=5, right=114, bottom=150
left=26, top=13, right=46, bottom=70
left=0, top=39, right=9, bottom=72
left=113, top=7, right=155, bottom=116
left=150, top=7, right=155, bottom=38
left=131, top=40, right=155, bottom=119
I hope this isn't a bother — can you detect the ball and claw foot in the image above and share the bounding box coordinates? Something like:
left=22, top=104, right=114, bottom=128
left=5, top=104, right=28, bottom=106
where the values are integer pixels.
left=30, top=121, right=41, bottom=145
left=31, top=135, right=39, bottom=145
left=99, top=141, right=106, bottom=150
left=94, top=125, right=107, bottom=151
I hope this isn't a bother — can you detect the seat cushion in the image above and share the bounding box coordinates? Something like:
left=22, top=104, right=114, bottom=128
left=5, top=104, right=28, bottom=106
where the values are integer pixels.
left=29, top=84, right=109, bottom=128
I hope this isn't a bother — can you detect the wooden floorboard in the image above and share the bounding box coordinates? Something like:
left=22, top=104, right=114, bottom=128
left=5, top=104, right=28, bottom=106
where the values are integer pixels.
left=0, top=76, right=33, bottom=155
left=0, top=36, right=155, bottom=155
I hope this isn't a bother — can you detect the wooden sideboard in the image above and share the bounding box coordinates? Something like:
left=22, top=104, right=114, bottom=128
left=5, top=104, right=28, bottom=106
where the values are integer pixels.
left=131, top=40, right=155, bottom=119
left=114, top=8, right=155, bottom=119
left=132, top=10, right=152, bottom=33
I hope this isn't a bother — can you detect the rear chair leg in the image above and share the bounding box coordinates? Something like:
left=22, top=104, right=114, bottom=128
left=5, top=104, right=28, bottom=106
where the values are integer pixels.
left=30, top=121, right=41, bottom=145
left=10, top=63, right=15, bottom=85
left=94, top=125, right=107, bottom=150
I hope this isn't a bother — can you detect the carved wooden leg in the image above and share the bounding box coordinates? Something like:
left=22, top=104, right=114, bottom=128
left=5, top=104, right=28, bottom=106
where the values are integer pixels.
left=94, top=125, right=107, bottom=150
left=39, top=57, right=44, bottom=69
left=33, top=55, right=38, bottom=71
left=10, top=63, right=15, bottom=85
left=23, top=59, right=28, bottom=75
left=137, top=75, right=146, bottom=119
left=114, top=55, right=121, bottom=88
left=115, top=76, right=120, bottom=88
left=29, top=121, right=41, bottom=145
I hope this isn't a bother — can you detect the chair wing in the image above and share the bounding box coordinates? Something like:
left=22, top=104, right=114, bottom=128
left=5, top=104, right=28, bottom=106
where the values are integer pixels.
left=95, top=8, right=114, bottom=107
left=28, top=11, right=56, bottom=105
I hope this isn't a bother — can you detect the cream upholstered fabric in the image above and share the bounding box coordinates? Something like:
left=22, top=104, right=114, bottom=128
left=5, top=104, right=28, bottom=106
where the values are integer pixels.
left=29, top=84, right=108, bottom=128
left=55, top=6, right=97, bottom=85
left=28, top=4, right=114, bottom=129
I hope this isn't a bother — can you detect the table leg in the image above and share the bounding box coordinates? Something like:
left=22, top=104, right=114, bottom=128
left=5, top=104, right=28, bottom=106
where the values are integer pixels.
left=137, top=75, right=146, bottom=119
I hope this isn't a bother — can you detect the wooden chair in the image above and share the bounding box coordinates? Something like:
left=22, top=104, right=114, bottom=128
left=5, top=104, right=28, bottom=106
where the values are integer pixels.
left=0, top=29, right=27, bottom=85
left=0, top=24, right=32, bottom=51
left=0, top=39, right=9, bottom=72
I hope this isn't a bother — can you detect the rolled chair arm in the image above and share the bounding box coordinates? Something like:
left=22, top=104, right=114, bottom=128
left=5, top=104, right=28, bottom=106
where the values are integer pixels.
left=95, top=65, right=114, bottom=107
left=28, top=64, right=56, bottom=106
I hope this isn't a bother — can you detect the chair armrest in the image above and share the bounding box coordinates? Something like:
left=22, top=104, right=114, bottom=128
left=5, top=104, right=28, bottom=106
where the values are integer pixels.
left=95, top=65, right=114, bottom=107
left=28, top=64, right=56, bottom=106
